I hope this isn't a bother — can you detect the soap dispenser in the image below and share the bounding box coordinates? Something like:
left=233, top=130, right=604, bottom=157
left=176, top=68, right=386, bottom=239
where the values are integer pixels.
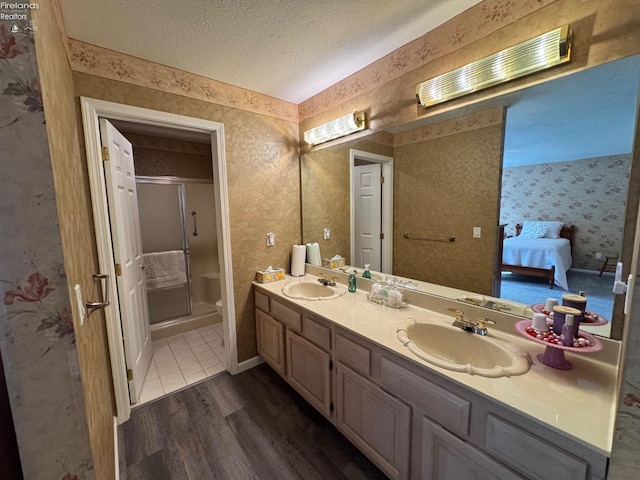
left=363, top=264, right=372, bottom=279
left=348, top=271, right=357, bottom=292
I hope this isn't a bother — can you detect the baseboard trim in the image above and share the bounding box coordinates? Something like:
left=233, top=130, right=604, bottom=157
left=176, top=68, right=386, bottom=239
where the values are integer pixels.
left=234, top=355, right=264, bottom=374
left=114, top=416, right=119, bottom=480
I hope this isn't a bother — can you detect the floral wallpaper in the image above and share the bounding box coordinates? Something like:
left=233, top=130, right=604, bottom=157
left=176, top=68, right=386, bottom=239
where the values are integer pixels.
left=500, top=155, right=630, bottom=271
left=0, top=21, right=93, bottom=480
left=68, top=39, right=298, bottom=123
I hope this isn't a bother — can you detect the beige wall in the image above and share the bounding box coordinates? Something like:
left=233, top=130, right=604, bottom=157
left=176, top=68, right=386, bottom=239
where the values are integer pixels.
left=72, top=73, right=301, bottom=362
left=33, top=2, right=115, bottom=478
left=393, top=119, right=504, bottom=295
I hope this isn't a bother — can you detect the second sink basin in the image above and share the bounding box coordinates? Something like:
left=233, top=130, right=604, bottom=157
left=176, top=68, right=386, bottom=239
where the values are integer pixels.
left=282, top=281, right=347, bottom=301
left=397, top=322, right=531, bottom=378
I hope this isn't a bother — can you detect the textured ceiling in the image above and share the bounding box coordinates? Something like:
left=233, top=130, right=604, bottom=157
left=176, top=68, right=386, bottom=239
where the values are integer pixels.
left=58, top=0, right=481, bottom=103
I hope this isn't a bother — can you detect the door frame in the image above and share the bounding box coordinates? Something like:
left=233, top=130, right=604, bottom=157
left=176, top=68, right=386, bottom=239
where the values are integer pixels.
left=349, top=149, right=393, bottom=273
left=81, top=98, right=236, bottom=423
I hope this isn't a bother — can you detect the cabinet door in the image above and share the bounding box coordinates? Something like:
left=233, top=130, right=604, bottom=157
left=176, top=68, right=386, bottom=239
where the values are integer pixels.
left=285, top=330, right=332, bottom=418
left=256, top=309, right=285, bottom=376
left=336, top=363, right=411, bottom=480
left=422, top=419, right=523, bottom=480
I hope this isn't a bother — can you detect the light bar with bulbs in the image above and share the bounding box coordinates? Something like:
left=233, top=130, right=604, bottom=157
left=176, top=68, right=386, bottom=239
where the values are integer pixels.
left=416, top=25, right=571, bottom=108
left=303, top=111, right=367, bottom=145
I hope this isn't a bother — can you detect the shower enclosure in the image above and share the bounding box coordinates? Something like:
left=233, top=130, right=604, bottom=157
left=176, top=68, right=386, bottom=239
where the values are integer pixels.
left=136, top=177, right=220, bottom=331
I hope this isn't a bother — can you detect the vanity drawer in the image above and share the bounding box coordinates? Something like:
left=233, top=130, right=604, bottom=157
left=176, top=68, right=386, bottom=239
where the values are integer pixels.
left=485, top=415, right=588, bottom=480
left=380, top=357, right=470, bottom=437
left=254, top=290, right=270, bottom=312
left=336, top=334, right=371, bottom=376
left=302, top=315, right=331, bottom=351
left=270, top=298, right=302, bottom=332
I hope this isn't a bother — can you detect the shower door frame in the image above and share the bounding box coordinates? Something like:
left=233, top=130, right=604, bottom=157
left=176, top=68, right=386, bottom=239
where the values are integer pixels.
left=136, top=176, right=212, bottom=323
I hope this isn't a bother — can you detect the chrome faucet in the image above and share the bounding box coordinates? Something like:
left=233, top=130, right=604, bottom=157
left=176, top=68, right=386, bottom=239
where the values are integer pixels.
left=318, top=275, right=337, bottom=287
left=447, top=308, right=496, bottom=336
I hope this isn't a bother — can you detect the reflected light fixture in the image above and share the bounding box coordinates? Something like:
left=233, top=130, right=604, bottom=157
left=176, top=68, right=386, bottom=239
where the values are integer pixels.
left=304, top=111, right=367, bottom=145
left=416, top=25, right=571, bottom=108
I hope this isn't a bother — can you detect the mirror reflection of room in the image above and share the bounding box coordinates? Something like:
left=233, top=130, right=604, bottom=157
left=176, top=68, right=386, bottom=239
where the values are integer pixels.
left=300, top=54, right=640, bottom=340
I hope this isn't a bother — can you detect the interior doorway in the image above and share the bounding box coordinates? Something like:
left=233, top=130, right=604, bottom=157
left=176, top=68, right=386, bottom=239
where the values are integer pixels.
left=350, top=149, right=393, bottom=273
left=81, top=98, right=236, bottom=424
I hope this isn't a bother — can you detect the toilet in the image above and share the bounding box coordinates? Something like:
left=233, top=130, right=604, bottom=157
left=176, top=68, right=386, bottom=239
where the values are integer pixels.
left=216, top=298, right=223, bottom=315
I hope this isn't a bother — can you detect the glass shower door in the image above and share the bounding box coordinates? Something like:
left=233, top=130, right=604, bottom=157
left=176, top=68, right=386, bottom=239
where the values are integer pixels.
left=136, top=182, right=190, bottom=323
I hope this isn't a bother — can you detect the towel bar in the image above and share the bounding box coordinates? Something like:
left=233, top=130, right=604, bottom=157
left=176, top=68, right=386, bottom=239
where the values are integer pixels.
left=403, top=232, right=456, bottom=242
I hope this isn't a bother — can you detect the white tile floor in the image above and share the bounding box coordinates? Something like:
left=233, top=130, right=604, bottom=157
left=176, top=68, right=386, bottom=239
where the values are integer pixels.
left=137, top=323, right=226, bottom=405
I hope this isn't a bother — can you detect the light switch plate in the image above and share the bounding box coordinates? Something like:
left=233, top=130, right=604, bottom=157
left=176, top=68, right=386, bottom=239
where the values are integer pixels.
left=266, top=232, right=275, bottom=246
left=473, top=227, right=481, bottom=238
left=324, top=228, right=330, bottom=240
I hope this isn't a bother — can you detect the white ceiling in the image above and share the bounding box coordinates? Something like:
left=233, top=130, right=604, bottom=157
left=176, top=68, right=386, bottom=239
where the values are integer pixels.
left=59, top=0, right=481, bottom=104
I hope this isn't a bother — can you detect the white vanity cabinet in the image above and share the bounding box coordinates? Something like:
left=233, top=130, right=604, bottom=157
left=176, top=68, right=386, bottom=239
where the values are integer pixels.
left=421, top=419, right=523, bottom=480
left=255, top=291, right=333, bottom=419
left=336, top=362, right=411, bottom=480
left=253, top=286, right=609, bottom=480
left=285, top=329, right=332, bottom=418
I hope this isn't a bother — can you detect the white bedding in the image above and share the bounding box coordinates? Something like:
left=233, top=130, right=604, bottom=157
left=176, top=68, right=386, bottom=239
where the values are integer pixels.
left=502, top=237, right=572, bottom=290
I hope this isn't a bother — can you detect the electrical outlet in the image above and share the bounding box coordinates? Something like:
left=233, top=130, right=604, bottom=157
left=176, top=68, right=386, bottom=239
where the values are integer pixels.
left=473, top=227, right=481, bottom=238
left=596, top=252, right=602, bottom=259
left=324, top=228, right=330, bottom=240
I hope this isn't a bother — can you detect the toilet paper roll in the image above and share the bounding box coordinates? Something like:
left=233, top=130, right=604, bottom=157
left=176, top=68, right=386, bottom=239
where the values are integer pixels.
left=291, top=245, right=307, bottom=277
left=306, top=242, right=321, bottom=266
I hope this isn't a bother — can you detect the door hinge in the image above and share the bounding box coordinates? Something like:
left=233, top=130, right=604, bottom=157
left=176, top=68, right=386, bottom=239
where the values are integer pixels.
left=114, top=263, right=122, bottom=276
left=330, top=402, right=334, bottom=413
left=127, top=369, right=133, bottom=381
left=101, top=146, right=110, bottom=162
left=380, top=233, right=384, bottom=240
left=380, top=176, right=385, bottom=184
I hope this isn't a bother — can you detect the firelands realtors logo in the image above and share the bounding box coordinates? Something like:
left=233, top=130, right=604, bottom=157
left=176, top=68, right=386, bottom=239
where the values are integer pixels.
left=0, top=2, right=38, bottom=33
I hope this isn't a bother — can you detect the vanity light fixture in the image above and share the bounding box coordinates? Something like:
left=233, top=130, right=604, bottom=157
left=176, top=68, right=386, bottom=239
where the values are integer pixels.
left=416, top=25, right=571, bottom=108
left=304, top=111, right=367, bottom=145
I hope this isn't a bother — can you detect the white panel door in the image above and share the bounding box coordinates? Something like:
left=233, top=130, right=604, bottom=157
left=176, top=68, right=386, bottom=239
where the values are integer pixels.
left=354, top=163, right=382, bottom=270
left=100, top=118, right=152, bottom=404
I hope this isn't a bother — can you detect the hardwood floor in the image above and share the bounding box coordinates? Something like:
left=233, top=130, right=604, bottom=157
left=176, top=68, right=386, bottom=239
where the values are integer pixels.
left=120, top=363, right=388, bottom=479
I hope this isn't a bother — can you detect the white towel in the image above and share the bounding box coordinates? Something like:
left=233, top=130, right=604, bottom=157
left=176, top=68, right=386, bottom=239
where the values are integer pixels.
left=144, top=250, right=187, bottom=290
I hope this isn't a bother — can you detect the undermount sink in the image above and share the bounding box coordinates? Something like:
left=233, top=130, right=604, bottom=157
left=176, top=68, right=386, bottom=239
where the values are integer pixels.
left=397, top=322, right=531, bottom=378
left=282, top=281, right=347, bottom=301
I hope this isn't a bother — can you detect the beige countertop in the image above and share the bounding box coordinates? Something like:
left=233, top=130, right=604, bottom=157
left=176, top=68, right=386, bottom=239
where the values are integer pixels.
left=254, top=274, right=620, bottom=457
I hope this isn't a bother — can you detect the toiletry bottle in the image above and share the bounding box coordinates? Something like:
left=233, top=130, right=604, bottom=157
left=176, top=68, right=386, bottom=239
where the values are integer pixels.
left=561, top=314, right=575, bottom=347
left=363, top=264, right=372, bottom=279
left=348, top=272, right=357, bottom=292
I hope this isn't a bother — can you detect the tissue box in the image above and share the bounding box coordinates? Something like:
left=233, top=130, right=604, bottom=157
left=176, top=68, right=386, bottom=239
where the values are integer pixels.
left=323, top=257, right=345, bottom=269
left=255, top=268, right=285, bottom=283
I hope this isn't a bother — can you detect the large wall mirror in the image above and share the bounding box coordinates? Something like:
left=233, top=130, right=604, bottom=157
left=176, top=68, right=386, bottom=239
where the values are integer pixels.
left=301, top=54, right=640, bottom=340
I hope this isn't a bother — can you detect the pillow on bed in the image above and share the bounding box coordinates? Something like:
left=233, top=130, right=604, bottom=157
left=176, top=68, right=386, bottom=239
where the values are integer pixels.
left=521, top=220, right=564, bottom=238
left=520, top=221, right=548, bottom=238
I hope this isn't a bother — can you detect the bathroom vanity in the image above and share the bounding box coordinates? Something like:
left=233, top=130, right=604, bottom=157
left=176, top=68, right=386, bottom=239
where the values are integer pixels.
left=254, top=274, right=617, bottom=480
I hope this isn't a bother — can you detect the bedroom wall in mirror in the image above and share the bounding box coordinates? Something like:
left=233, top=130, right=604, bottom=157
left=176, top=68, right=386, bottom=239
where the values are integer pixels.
left=301, top=54, right=640, bottom=340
